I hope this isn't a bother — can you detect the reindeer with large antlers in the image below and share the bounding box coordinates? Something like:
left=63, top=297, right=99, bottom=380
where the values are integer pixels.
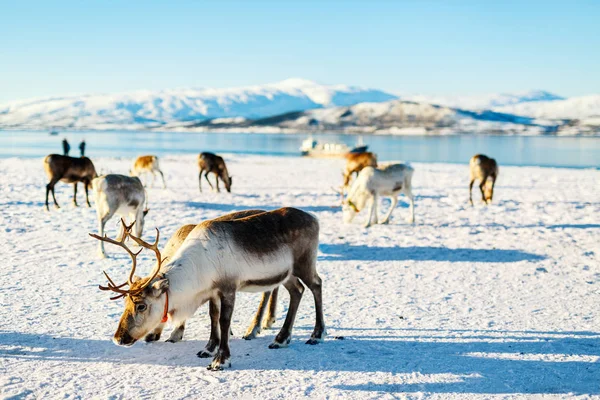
left=91, top=208, right=323, bottom=371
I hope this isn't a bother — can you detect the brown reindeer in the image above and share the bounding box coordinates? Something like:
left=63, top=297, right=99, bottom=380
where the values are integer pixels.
left=469, top=154, right=499, bottom=205
left=43, top=154, right=97, bottom=211
left=343, top=151, right=378, bottom=192
left=130, top=155, right=166, bottom=189
left=198, top=152, right=232, bottom=193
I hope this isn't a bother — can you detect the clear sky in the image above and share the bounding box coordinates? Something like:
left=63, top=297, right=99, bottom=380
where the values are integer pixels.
left=1, top=0, right=599, bottom=102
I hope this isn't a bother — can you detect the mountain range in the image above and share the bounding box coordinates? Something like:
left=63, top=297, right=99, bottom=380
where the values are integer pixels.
left=0, top=79, right=598, bottom=135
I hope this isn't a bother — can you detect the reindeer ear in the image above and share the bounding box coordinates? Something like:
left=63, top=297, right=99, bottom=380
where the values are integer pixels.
left=143, top=209, right=149, bottom=217
left=132, top=275, right=142, bottom=283
left=151, top=278, right=169, bottom=295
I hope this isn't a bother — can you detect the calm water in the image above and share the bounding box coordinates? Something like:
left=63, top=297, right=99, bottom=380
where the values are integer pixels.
left=1, top=130, right=598, bottom=168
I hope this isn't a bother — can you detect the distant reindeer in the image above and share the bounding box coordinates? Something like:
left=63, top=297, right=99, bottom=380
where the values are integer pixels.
left=342, top=151, right=378, bottom=195
left=343, top=163, right=415, bottom=228
left=43, top=154, right=97, bottom=211
left=130, top=155, right=166, bottom=189
left=140, top=210, right=280, bottom=344
left=469, top=154, right=499, bottom=205
left=92, top=174, right=148, bottom=257
left=91, top=207, right=324, bottom=371
left=198, top=152, right=232, bottom=193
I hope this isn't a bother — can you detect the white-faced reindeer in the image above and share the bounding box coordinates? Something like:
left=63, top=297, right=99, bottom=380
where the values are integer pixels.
left=90, top=207, right=325, bottom=371
left=198, top=152, right=232, bottom=193
left=130, top=155, right=166, bottom=189
left=342, top=151, right=378, bottom=194
left=92, top=174, right=148, bottom=257
left=139, top=210, right=280, bottom=344
left=469, top=154, right=499, bottom=205
left=43, top=154, right=98, bottom=211
left=343, top=163, right=415, bottom=228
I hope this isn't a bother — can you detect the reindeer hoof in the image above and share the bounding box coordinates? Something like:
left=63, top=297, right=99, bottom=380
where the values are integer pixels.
left=269, top=336, right=291, bottom=349
left=242, top=328, right=260, bottom=340
left=305, top=338, right=323, bottom=345
left=144, top=333, right=161, bottom=342
left=207, top=355, right=231, bottom=371
left=197, top=347, right=218, bottom=358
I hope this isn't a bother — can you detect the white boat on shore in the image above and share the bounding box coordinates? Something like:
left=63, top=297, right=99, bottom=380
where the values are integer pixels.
left=300, top=136, right=368, bottom=158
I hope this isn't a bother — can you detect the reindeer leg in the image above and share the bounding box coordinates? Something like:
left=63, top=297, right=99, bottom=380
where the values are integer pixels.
left=488, top=179, right=496, bottom=204
left=46, top=178, right=60, bottom=210
left=151, top=171, right=157, bottom=188
left=364, top=195, right=377, bottom=228
left=243, top=291, right=272, bottom=340
left=198, top=169, right=203, bottom=192
left=204, top=171, right=214, bottom=191
left=215, top=175, right=221, bottom=193
left=303, top=273, right=326, bottom=345
left=166, top=321, right=186, bottom=343
left=263, top=287, right=279, bottom=329
left=73, top=182, right=78, bottom=207
left=145, top=323, right=165, bottom=342
left=380, top=195, right=397, bottom=225
left=269, top=277, right=304, bottom=349
left=158, top=170, right=166, bottom=189
left=406, top=189, right=415, bottom=224
left=479, top=176, right=488, bottom=204
left=208, top=291, right=235, bottom=370
left=97, top=210, right=114, bottom=258
left=198, top=298, right=221, bottom=358
left=84, top=181, right=91, bottom=207
left=468, top=179, right=475, bottom=206
left=51, top=184, right=60, bottom=209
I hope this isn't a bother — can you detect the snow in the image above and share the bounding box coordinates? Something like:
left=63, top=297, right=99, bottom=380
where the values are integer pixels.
left=1, top=154, right=599, bottom=399
left=0, top=79, right=396, bottom=130
left=405, top=90, right=564, bottom=111
left=495, top=95, right=600, bottom=120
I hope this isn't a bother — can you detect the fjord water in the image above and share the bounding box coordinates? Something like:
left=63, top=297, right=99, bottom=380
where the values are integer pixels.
left=1, top=130, right=598, bottom=168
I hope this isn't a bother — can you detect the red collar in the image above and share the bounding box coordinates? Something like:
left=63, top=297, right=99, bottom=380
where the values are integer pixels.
left=161, top=291, right=169, bottom=323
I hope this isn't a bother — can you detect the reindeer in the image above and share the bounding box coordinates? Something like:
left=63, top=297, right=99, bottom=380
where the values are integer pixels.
left=90, top=207, right=325, bottom=371
left=43, top=154, right=97, bottom=211
left=343, top=163, right=415, bottom=228
left=469, top=154, right=499, bottom=205
left=342, top=151, right=378, bottom=193
left=198, top=152, right=232, bottom=193
left=141, top=210, right=280, bottom=344
left=92, top=174, right=148, bottom=258
left=130, top=155, right=166, bottom=189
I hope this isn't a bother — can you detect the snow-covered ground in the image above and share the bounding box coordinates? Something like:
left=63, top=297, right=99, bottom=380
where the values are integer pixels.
left=1, top=154, right=599, bottom=399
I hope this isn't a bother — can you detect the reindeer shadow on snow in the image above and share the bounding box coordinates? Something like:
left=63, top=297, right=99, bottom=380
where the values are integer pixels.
left=1, top=328, right=598, bottom=395
left=319, top=244, right=545, bottom=263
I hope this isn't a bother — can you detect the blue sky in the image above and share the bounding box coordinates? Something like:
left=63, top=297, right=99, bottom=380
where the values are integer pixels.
left=1, top=0, right=599, bottom=102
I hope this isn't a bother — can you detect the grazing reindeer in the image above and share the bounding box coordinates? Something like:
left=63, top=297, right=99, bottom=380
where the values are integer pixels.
left=198, top=152, right=232, bottom=193
left=92, top=174, right=148, bottom=257
left=469, top=154, right=499, bottom=205
left=342, top=151, right=378, bottom=193
left=43, top=154, right=97, bottom=211
left=343, top=163, right=415, bottom=228
left=142, top=210, right=280, bottom=344
left=91, top=207, right=325, bottom=371
left=130, top=155, right=166, bottom=189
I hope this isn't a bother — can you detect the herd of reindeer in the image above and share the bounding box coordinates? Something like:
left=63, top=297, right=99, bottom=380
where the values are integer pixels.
left=42, top=149, right=499, bottom=370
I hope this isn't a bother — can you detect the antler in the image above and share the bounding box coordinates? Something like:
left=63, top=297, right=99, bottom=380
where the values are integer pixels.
left=127, top=228, right=165, bottom=293
left=89, top=219, right=150, bottom=300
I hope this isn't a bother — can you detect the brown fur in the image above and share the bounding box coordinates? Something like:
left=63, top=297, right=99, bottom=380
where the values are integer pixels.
left=198, top=152, right=232, bottom=193
left=133, top=155, right=156, bottom=170
left=469, top=154, right=499, bottom=205
left=343, top=152, right=378, bottom=188
left=43, top=154, right=98, bottom=210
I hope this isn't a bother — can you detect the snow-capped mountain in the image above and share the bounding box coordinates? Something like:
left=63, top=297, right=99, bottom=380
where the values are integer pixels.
left=184, top=99, right=564, bottom=135
left=405, top=90, right=564, bottom=111
left=494, top=95, right=600, bottom=122
left=0, top=78, right=397, bottom=129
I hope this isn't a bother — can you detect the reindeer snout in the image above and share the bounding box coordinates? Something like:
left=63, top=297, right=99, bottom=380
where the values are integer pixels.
left=113, top=331, right=136, bottom=347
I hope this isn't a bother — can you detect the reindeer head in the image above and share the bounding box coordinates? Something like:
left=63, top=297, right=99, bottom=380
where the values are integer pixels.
left=342, top=200, right=359, bottom=223
left=90, top=220, right=168, bottom=346
left=223, top=175, right=233, bottom=193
